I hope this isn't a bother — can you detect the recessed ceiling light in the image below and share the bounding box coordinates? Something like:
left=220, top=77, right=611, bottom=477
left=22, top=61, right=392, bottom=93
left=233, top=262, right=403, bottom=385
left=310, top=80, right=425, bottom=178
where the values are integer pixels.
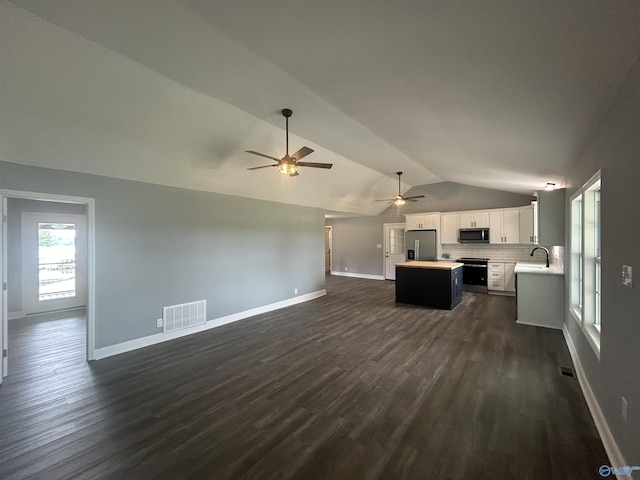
left=545, top=182, right=556, bottom=191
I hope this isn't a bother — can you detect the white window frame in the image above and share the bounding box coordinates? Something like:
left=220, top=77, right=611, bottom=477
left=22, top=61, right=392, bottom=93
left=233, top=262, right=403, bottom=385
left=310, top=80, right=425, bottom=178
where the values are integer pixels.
left=570, top=170, right=601, bottom=358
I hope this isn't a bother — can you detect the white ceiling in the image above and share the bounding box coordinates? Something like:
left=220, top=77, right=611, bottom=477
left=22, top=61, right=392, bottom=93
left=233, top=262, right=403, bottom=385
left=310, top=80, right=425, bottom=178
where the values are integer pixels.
left=2, top=1, right=640, bottom=215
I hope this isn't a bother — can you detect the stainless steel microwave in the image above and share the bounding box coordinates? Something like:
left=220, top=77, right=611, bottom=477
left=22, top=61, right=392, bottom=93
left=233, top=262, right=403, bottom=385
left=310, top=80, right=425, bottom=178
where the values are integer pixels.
left=459, top=228, right=490, bottom=243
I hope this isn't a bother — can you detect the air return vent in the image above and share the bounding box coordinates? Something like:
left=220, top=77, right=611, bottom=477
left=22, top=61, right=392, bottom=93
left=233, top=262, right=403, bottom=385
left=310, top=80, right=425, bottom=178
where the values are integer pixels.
left=163, top=300, right=206, bottom=333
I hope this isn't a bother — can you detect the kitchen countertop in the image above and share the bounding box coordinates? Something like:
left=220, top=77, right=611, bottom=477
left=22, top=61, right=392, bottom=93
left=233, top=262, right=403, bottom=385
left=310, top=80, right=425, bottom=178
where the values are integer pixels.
left=514, top=262, right=564, bottom=276
left=396, top=261, right=463, bottom=270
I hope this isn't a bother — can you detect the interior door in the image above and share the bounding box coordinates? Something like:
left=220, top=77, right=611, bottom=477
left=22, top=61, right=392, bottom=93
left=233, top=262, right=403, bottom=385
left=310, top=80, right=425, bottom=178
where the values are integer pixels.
left=384, top=223, right=406, bottom=280
left=21, top=212, right=87, bottom=315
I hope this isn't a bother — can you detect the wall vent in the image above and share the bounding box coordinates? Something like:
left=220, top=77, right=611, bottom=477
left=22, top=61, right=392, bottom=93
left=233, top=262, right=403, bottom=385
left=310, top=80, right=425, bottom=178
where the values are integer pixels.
left=559, top=366, right=575, bottom=378
left=163, top=300, right=206, bottom=333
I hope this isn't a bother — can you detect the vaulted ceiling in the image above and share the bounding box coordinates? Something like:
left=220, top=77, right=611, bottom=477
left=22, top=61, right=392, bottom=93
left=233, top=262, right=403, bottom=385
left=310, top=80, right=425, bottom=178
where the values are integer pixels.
left=2, top=1, right=640, bottom=215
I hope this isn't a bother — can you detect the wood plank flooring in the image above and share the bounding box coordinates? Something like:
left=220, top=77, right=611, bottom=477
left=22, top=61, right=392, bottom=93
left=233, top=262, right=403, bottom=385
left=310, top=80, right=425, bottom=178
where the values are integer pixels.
left=0, top=275, right=608, bottom=479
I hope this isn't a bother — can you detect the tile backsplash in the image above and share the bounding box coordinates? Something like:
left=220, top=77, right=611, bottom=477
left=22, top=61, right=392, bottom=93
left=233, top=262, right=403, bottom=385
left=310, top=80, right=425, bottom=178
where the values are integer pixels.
left=442, top=244, right=565, bottom=270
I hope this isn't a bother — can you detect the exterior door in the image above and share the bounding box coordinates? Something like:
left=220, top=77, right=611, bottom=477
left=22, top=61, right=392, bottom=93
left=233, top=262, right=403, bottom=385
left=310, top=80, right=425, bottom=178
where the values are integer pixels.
left=21, top=212, right=87, bottom=315
left=324, top=227, right=332, bottom=272
left=384, top=223, right=406, bottom=280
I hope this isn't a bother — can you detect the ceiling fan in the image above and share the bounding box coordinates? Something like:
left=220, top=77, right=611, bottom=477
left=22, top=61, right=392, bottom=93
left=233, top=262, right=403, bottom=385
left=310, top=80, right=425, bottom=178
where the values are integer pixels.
left=376, top=172, right=425, bottom=206
left=246, top=108, right=333, bottom=176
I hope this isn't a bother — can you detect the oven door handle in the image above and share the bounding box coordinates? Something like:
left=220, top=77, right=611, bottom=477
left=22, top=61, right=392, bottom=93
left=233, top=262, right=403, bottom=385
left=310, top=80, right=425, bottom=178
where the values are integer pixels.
left=463, top=264, right=487, bottom=268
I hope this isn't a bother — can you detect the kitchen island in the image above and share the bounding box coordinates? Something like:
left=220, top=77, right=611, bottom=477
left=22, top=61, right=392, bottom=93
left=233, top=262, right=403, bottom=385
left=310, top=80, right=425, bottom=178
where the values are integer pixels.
left=395, top=261, right=464, bottom=310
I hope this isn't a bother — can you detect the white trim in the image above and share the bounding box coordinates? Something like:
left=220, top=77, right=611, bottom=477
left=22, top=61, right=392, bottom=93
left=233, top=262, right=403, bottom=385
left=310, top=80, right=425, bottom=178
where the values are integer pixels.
left=93, top=289, right=327, bottom=360
left=0, top=189, right=96, bottom=361
left=329, top=271, right=385, bottom=281
left=563, top=326, right=626, bottom=476
left=8, top=311, right=24, bottom=321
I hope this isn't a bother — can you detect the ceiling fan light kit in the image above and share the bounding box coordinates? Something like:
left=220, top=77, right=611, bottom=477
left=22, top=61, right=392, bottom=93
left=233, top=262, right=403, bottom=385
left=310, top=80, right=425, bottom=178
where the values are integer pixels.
left=376, top=172, right=425, bottom=206
left=246, top=109, right=333, bottom=177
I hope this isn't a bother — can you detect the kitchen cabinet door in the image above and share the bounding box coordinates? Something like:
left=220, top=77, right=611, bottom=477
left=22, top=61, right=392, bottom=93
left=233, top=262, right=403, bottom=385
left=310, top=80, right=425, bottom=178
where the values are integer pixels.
left=504, top=263, right=516, bottom=292
left=502, top=209, right=520, bottom=244
left=519, top=204, right=538, bottom=244
left=459, top=211, right=489, bottom=228
left=489, top=209, right=520, bottom=244
left=441, top=213, right=459, bottom=244
left=406, top=213, right=440, bottom=230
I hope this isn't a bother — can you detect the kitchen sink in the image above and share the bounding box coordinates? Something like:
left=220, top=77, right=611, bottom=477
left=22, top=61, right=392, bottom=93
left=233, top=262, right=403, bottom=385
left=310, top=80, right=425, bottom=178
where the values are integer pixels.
left=518, top=263, right=548, bottom=269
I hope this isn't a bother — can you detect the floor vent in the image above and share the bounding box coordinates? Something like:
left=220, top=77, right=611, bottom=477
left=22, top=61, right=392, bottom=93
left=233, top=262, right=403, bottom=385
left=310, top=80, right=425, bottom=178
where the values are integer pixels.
left=560, top=366, right=575, bottom=378
left=163, top=300, right=206, bottom=333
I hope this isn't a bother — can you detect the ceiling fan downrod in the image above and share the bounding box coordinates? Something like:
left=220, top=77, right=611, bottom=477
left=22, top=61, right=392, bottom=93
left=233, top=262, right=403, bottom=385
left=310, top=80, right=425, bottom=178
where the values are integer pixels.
left=283, top=108, right=292, bottom=157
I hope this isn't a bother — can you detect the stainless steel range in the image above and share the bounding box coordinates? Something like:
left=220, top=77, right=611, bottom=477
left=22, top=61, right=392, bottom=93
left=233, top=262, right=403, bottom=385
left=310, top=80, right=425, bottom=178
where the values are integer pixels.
left=456, top=257, right=489, bottom=293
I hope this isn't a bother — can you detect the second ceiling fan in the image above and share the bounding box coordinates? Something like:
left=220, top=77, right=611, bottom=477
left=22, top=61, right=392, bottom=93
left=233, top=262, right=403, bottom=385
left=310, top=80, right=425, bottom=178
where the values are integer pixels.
left=377, top=172, right=425, bottom=206
left=246, top=109, right=333, bottom=176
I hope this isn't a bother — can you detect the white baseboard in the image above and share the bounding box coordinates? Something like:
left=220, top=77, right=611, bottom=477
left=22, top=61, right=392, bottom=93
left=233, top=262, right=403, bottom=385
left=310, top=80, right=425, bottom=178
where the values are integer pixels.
left=563, top=326, right=626, bottom=474
left=8, top=311, right=24, bottom=321
left=93, top=289, right=326, bottom=360
left=330, top=271, right=385, bottom=281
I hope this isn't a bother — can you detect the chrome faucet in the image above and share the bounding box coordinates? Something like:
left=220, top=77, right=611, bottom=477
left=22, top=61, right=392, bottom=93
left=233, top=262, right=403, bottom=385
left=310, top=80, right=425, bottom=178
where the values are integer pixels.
left=530, top=246, right=550, bottom=268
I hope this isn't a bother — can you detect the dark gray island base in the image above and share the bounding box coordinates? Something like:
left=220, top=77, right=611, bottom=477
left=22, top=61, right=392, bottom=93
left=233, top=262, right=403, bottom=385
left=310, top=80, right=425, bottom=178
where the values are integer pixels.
left=395, top=261, right=464, bottom=310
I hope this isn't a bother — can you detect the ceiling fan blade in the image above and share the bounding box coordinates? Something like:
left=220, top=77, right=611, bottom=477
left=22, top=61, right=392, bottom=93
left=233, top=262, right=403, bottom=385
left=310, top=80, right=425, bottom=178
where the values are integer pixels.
left=375, top=198, right=394, bottom=202
left=404, top=195, right=425, bottom=200
left=291, top=146, right=314, bottom=161
left=246, top=150, right=281, bottom=162
left=247, top=164, right=278, bottom=170
left=296, top=161, right=333, bottom=169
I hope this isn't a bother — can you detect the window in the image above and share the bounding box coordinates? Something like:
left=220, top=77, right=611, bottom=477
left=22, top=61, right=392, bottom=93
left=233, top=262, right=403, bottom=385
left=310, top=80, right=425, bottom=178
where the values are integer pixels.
left=570, top=171, right=601, bottom=355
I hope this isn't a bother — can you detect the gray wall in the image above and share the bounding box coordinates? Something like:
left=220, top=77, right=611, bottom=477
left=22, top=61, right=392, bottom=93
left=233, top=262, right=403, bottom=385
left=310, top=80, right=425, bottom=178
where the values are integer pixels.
left=7, top=198, right=87, bottom=314
left=0, top=160, right=326, bottom=349
left=326, top=182, right=534, bottom=276
left=563, top=57, right=640, bottom=465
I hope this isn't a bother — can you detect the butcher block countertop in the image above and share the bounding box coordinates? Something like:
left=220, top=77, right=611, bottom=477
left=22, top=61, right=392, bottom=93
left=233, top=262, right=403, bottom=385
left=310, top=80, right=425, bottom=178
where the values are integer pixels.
left=395, top=261, right=463, bottom=270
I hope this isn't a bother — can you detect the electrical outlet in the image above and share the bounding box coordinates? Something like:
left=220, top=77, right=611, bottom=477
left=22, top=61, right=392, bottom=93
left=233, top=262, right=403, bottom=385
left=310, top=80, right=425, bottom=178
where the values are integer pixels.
left=622, top=396, right=628, bottom=423
left=156, top=318, right=163, bottom=328
left=344, top=267, right=348, bottom=271
left=294, top=288, right=298, bottom=295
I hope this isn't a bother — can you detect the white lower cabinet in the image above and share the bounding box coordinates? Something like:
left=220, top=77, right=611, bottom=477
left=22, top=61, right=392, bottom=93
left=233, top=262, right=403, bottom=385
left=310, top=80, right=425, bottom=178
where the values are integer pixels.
left=488, top=262, right=516, bottom=293
left=488, top=263, right=505, bottom=291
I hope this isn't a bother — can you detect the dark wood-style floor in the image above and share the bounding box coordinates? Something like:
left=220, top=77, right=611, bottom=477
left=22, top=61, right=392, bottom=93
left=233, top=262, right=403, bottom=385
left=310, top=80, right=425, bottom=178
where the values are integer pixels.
left=0, top=276, right=608, bottom=479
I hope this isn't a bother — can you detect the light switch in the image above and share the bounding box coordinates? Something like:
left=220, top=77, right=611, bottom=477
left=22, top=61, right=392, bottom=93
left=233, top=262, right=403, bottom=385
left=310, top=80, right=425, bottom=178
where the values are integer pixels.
left=622, top=265, right=633, bottom=288
left=376, top=244, right=382, bottom=248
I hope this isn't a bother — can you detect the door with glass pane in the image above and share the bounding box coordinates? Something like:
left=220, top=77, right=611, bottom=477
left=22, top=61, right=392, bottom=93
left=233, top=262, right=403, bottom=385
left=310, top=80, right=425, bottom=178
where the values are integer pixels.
left=21, top=213, right=87, bottom=314
left=384, top=223, right=406, bottom=280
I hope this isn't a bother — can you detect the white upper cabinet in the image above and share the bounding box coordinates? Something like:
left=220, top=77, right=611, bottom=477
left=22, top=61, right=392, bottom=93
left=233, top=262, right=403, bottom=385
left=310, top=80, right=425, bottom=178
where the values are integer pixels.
left=459, top=211, right=490, bottom=228
left=440, top=213, right=460, bottom=244
left=519, top=204, right=538, bottom=244
left=489, top=208, right=520, bottom=244
left=405, top=212, right=440, bottom=230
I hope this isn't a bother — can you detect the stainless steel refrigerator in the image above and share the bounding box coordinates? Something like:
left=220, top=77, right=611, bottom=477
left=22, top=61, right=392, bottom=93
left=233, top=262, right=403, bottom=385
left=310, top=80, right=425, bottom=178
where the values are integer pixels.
left=405, top=230, right=437, bottom=261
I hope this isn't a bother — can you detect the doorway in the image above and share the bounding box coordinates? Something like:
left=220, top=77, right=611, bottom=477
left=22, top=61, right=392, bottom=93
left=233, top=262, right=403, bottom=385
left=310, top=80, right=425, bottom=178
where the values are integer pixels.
left=324, top=226, right=332, bottom=273
left=383, top=223, right=406, bottom=280
left=0, top=190, right=96, bottom=385
left=21, top=212, right=87, bottom=315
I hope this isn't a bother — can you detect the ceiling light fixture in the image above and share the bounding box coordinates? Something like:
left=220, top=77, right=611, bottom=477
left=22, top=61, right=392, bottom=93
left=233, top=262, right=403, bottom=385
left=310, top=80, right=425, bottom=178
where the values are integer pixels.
left=278, top=160, right=297, bottom=176
left=394, top=196, right=406, bottom=206
left=545, top=182, right=556, bottom=191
